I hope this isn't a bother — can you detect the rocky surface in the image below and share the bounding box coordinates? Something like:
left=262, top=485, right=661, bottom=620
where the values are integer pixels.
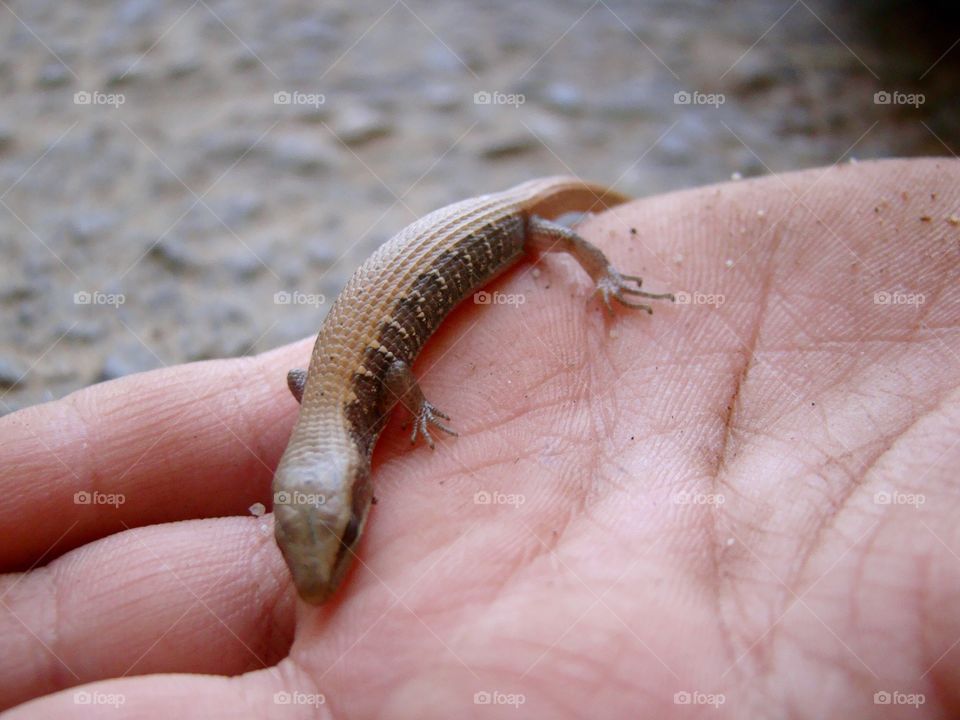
left=0, top=0, right=955, bottom=413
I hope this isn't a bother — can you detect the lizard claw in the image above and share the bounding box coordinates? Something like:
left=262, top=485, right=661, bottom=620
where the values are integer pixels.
left=410, top=401, right=458, bottom=449
left=595, top=267, right=674, bottom=315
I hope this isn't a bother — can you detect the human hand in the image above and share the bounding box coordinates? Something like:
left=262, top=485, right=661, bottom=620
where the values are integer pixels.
left=2, top=158, right=958, bottom=718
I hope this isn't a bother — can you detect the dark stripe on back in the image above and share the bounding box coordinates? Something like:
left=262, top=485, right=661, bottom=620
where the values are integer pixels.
left=345, top=213, right=526, bottom=453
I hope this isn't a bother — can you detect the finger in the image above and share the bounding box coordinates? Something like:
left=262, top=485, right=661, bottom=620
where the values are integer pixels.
left=0, top=516, right=293, bottom=711
left=0, top=339, right=312, bottom=570
left=2, top=663, right=327, bottom=720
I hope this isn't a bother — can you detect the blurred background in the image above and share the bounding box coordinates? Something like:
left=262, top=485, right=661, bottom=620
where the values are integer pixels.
left=0, top=0, right=956, bottom=413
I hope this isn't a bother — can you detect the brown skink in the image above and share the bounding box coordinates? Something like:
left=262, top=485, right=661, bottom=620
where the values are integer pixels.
left=272, top=177, right=673, bottom=604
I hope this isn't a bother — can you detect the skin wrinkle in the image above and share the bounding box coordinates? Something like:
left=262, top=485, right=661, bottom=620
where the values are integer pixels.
left=228, top=673, right=272, bottom=720
left=788, top=363, right=960, bottom=612
left=584, top=356, right=631, bottom=458
left=710, top=235, right=781, bottom=695
left=723, top=371, right=931, bottom=621
left=442, top=433, right=590, bottom=579
left=754, top=346, right=960, bottom=707
left=271, top=659, right=330, bottom=719
left=53, top=397, right=106, bottom=554
left=208, top=523, right=289, bottom=656
left=12, top=407, right=84, bottom=500
left=455, top=381, right=551, bottom=439
left=914, top=549, right=946, bottom=711
left=40, top=560, right=73, bottom=699
left=2, top=519, right=293, bottom=708
left=529, top=283, right=655, bottom=459
left=476, top=323, right=614, bottom=420
left=61, top=393, right=98, bottom=493
left=922, top=546, right=960, bottom=714
left=505, top=523, right=568, bottom=596
left=899, top=274, right=936, bottom=338
left=219, top=357, right=277, bottom=483
left=844, top=512, right=884, bottom=640
left=242, top=520, right=294, bottom=668
left=531, top=622, right=650, bottom=708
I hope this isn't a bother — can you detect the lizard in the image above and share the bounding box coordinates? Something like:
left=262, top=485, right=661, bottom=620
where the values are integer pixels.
left=272, top=177, right=673, bottom=604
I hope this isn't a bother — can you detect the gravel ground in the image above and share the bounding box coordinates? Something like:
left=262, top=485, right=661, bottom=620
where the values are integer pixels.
left=0, top=0, right=956, bottom=412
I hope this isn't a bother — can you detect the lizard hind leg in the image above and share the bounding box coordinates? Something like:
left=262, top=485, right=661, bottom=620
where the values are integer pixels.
left=526, top=214, right=674, bottom=315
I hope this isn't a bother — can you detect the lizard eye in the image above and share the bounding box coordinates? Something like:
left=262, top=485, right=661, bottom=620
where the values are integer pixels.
left=340, top=514, right=361, bottom=550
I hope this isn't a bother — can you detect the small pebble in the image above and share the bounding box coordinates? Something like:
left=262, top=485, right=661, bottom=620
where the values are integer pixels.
left=0, top=278, right=34, bottom=302
left=69, top=211, right=117, bottom=244
left=0, top=124, right=14, bottom=153
left=165, top=57, right=203, bottom=79
left=422, top=83, right=460, bottom=112
left=149, top=236, right=200, bottom=271
left=725, top=50, right=778, bottom=93
left=0, top=356, right=27, bottom=388
left=597, top=80, right=662, bottom=118
left=543, top=82, right=584, bottom=114
left=268, top=134, right=337, bottom=173
left=104, top=57, right=146, bottom=87
left=478, top=133, right=538, bottom=160
left=37, top=63, right=72, bottom=88
left=333, top=105, right=391, bottom=146
left=117, top=0, right=159, bottom=27
left=211, top=193, right=264, bottom=227
left=307, top=242, right=339, bottom=266
left=98, top=342, right=161, bottom=381
left=223, top=252, right=265, bottom=281
left=198, top=130, right=266, bottom=163
left=58, top=320, right=105, bottom=343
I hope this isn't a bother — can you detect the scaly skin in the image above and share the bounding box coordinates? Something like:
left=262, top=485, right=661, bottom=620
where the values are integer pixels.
left=272, top=177, right=674, bottom=603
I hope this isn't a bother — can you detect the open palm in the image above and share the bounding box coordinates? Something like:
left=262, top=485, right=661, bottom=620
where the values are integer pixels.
left=2, top=158, right=958, bottom=719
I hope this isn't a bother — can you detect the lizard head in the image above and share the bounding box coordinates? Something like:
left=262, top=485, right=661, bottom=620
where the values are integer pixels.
left=272, top=448, right=372, bottom=604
